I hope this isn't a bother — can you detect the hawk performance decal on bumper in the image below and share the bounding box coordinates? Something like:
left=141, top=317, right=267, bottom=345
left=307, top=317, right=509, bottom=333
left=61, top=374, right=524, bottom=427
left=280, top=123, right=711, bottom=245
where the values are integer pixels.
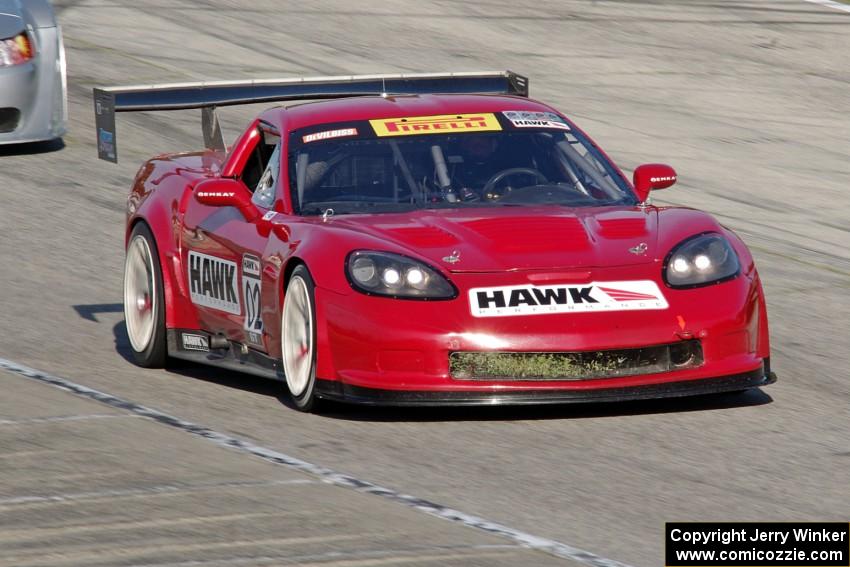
left=469, top=280, right=668, bottom=317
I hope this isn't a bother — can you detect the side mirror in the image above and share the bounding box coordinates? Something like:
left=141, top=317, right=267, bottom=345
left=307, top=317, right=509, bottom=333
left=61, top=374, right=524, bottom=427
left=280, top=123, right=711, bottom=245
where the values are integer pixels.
left=194, top=178, right=259, bottom=221
left=633, top=163, right=677, bottom=203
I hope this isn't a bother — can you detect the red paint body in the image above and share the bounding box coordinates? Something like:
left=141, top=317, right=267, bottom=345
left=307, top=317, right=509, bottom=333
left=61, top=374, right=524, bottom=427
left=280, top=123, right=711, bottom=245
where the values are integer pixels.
left=125, top=93, right=772, bottom=402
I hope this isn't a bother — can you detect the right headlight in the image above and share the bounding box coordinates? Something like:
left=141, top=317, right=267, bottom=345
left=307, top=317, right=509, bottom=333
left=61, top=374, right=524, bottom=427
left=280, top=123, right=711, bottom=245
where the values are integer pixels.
left=664, top=233, right=740, bottom=288
left=346, top=250, right=457, bottom=300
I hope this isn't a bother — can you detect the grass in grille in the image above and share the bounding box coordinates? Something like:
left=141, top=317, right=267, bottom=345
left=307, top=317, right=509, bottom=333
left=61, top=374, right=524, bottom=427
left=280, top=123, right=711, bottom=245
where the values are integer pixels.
left=450, top=342, right=700, bottom=381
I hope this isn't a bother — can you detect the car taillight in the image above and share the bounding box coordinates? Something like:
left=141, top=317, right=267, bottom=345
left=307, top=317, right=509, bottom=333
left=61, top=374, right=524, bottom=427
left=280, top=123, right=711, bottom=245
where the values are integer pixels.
left=0, top=32, right=33, bottom=67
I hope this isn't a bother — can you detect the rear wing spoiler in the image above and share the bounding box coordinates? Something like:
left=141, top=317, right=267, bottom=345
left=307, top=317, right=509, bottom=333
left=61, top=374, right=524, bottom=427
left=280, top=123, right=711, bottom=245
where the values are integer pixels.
left=92, top=70, right=529, bottom=163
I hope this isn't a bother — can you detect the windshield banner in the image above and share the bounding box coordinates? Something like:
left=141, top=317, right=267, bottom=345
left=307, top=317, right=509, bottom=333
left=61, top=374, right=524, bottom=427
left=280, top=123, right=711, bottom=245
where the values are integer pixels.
left=502, top=110, right=571, bottom=130
left=370, top=113, right=502, bottom=137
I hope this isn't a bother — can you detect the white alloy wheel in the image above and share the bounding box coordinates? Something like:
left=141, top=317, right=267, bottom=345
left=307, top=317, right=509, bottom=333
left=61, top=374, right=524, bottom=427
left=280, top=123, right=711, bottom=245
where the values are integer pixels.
left=124, top=234, right=157, bottom=353
left=282, top=271, right=316, bottom=403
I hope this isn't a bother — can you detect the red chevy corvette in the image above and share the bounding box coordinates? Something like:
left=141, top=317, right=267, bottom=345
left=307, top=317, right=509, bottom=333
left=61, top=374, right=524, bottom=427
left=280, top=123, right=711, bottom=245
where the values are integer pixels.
left=95, top=71, right=775, bottom=411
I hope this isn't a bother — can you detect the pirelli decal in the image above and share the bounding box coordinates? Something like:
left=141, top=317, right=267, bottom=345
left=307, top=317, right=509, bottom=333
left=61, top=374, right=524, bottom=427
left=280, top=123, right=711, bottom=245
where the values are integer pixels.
left=188, top=251, right=240, bottom=315
left=370, top=113, right=502, bottom=137
left=469, top=280, right=668, bottom=318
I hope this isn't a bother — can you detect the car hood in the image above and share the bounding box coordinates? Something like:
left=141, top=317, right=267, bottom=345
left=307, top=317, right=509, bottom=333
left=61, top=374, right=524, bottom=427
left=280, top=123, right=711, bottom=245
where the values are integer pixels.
left=0, top=5, right=24, bottom=39
left=0, top=0, right=55, bottom=33
left=328, top=206, right=659, bottom=272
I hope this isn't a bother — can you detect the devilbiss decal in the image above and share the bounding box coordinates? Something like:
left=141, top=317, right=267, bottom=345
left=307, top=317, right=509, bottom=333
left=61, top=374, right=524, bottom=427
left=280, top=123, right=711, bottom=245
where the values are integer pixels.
left=188, top=251, right=240, bottom=314
left=242, top=255, right=263, bottom=344
left=469, top=280, right=668, bottom=318
left=302, top=128, right=358, bottom=144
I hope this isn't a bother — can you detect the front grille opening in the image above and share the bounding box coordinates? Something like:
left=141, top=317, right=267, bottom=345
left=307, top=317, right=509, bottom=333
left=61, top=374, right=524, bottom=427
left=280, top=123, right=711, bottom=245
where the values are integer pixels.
left=0, top=108, right=21, bottom=133
left=450, top=340, right=703, bottom=381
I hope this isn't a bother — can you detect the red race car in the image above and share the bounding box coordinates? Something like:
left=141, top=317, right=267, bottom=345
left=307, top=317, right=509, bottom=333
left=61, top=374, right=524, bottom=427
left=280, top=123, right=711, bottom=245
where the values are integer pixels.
left=95, top=71, right=775, bottom=411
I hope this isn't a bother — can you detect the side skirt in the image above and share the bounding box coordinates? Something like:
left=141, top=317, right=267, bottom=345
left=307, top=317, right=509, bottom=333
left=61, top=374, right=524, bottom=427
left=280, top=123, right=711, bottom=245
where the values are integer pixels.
left=167, top=329, right=283, bottom=382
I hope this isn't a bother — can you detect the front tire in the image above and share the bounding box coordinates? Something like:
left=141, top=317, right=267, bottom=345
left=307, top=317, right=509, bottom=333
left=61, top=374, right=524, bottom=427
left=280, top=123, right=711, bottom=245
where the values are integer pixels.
left=123, top=223, right=168, bottom=368
left=282, top=265, right=319, bottom=412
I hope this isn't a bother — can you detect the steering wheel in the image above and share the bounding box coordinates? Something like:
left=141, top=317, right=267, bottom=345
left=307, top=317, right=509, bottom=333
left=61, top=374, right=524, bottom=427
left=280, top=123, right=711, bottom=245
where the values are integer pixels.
left=496, top=184, right=587, bottom=205
left=482, top=167, right=548, bottom=199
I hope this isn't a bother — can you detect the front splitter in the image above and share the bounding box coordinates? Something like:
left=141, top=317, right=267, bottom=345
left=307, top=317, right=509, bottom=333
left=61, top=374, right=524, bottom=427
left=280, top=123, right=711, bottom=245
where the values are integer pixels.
left=315, top=369, right=776, bottom=406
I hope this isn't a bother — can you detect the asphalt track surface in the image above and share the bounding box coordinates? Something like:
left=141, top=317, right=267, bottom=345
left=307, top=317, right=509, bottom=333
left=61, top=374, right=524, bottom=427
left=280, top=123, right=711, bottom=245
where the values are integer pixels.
left=1, top=1, right=848, bottom=566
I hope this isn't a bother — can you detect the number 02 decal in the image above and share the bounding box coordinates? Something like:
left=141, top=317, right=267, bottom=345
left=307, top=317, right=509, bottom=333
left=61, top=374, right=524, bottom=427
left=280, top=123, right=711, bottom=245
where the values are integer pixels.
left=242, top=255, right=263, bottom=335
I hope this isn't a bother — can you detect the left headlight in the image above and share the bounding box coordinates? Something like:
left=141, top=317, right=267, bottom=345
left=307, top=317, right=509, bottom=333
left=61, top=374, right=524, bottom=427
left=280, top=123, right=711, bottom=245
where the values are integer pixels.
left=0, top=33, right=33, bottom=67
left=346, top=250, right=457, bottom=300
left=664, top=233, right=740, bottom=288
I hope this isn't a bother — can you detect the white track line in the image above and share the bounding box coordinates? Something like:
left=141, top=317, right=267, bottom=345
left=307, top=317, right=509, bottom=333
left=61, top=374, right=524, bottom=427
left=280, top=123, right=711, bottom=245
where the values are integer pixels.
left=0, top=413, right=141, bottom=426
left=130, top=544, right=522, bottom=567
left=801, top=0, right=850, bottom=13
left=0, top=479, right=313, bottom=507
left=0, top=356, right=632, bottom=567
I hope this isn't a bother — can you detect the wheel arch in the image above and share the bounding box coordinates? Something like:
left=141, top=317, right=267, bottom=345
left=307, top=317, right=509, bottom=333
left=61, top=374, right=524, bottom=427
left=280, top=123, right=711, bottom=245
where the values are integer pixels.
left=282, top=256, right=306, bottom=290
left=274, top=256, right=336, bottom=382
left=126, top=212, right=198, bottom=332
left=267, top=256, right=307, bottom=361
left=127, top=217, right=178, bottom=329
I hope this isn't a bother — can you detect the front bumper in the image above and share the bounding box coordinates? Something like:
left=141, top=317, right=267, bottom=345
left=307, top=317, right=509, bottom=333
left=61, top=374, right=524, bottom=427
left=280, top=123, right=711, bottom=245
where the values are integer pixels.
left=315, top=367, right=776, bottom=406
left=313, top=263, right=770, bottom=398
left=0, top=26, right=66, bottom=145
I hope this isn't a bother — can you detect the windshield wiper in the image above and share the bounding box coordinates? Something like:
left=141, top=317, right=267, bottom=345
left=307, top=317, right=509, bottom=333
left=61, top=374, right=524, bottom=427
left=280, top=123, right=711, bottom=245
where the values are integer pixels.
left=300, top=201, right=419, bottom=216
left=299, top=205, right=333, bottom=216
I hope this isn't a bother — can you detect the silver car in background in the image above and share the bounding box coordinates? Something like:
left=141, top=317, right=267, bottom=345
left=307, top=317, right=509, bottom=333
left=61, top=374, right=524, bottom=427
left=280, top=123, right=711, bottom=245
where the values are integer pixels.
left=0, top=0, right=66, bottom=145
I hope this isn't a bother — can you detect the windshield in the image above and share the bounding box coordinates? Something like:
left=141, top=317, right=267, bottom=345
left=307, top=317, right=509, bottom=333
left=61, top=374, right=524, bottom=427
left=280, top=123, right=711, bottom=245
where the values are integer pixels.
left=288, top=113, right=636, bottom=215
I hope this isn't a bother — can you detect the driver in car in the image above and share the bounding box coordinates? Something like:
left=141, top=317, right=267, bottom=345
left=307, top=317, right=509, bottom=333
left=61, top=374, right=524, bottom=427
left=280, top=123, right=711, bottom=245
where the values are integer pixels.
left=453, top=135, right=500, bottom=200
left=451, top=134, right=541, bottom=201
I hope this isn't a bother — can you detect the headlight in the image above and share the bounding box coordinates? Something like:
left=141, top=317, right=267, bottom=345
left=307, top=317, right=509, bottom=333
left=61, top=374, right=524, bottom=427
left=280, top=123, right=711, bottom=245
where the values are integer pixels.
left=664, top=233, right=740, bottom=288
left=346, top=251, right=457, bottom=299
left=0, top=33, right=33, bottom=67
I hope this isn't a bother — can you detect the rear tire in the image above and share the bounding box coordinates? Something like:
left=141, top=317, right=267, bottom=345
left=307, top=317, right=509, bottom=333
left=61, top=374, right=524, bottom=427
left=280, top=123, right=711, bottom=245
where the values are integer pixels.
left=281, top=265, right=319, bottom=412
left=123, top=223, right=168, bottom=368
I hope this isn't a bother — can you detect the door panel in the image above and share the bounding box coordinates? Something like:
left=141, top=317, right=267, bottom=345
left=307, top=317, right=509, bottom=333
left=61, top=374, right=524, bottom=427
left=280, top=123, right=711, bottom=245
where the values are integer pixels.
left=182, top=204, right=247, bottom=342
left=180, top=125, right=282, bottom=352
